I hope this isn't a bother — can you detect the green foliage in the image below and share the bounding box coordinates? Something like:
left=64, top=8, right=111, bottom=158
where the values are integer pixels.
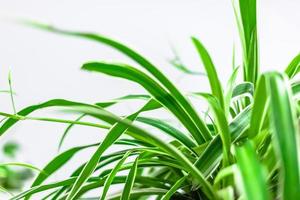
left=0, top=142, right=34, bottom=192
left=233, top=0, right=258, bottom=85
left=1, top=0, right=300, bottom=199
left=3, top=142, right=19, bottom=158
left=235, top=141, right=270, bottom=200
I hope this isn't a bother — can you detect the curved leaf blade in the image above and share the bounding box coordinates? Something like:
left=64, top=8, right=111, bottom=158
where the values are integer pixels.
left=100, top=151, right=131, bottom=200
left=25, top=21, right=212, bottom=145
left=267, top=72, right=300, bottom=199
left=121, top=156, right=139, bottom=200
left=285, top=53, right=300, bottom=78
left=235, top=141, right=270, bottom=200
left=82, top=62, right=210, bottom=144
left=192, top=37, right=225, bottom=109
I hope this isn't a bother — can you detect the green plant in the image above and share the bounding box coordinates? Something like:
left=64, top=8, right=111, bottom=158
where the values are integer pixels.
left=1, top=0, right=300, bottom=199
left=0, top=141, right=33, bottom=192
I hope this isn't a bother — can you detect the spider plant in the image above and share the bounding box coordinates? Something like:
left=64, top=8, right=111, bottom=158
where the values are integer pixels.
left=1, top=0, right=300, bottom=199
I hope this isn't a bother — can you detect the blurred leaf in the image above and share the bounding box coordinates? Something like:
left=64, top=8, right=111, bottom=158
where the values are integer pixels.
left=267, top=72, right=300, bottom=199
left=168, top=45, right=205, bottom=75
left=3, top=141, right=19, bottom=158
left=235, top=141, right=270, bottom=200
left=285, top=53, right=300, bottom=78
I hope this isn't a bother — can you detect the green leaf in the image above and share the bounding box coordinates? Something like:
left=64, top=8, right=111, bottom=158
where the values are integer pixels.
left=109, top=188, right=167, bottom=200
left=57, top=94, right=152, bottom=150
left=136, top=117, right=197, bottom=149
left=65, top=103, right=147, bottom=200
left=64, top=100, right=161, bottom=200
left=25, top=21, right=211, bottom=145
left=225, top=67, right=240, bottom=118
left=0, top=90, right=16, bottom=94
left=232, top=82, right=254, bottom=99
left=214, top=165, right=236, bottom=187
left=168, top=45, right=205, bottom=75
left=100, top=151, right=131, bottom=200
left=0, top=185, right=13, bottom=197
left=3, top=141, right=19, bottom=158
left=69, top=105, right=216, bottom=199
left=284, top=53, right=300, bottom=78
left=267, top=72, right=300, bottom=199
left=31, top=143, right=98, bottom=187
left=233, top=0, right=258, bottom=84
left=0, top=99, right=108, bottom=137
left=195, top=106, right=251, bottom=177
left=0, top=162, right=44, bottom=174
left=248, top=75, right=268, bottom=138
left=8, top=71, right=17, bottom=114
left=121, top=156, right=139, bottom=200
left=0, top=94, right=152, bottom=138
left=291, top=81, right=300, bottom=95
left=161, top=176, right=187, bottom=200
left=192, top=37, right=225, bottom=109
left=11, top=176, right=166, bottom=200
left=58, top=114, right=86, bottom=151
left=192, top=93, right=231, bottom=166
left=216, top=186, right=234, bottom=200
left=82, top=62, right=211, bottom=143
left=235, top=141, right=270, bottom=200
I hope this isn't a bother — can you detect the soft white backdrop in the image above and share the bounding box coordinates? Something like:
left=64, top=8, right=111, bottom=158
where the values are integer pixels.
left=0, top=0, right=299, bottom=198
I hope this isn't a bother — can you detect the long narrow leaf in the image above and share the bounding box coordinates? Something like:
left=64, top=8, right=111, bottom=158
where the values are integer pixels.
left=233, top=0, right=258, bottom=84
left=192, top=37, right=225, bottom=109
left=0, top=99, right=111, bottom=137
left=285, top=53, right=300, bottom=78
left=25, top=21, right=211, bottom=145
left=65, top=101, right=153, bottom=200
left=69, top=105, right=216, bottom=199
left=31, top=143, right=98, bottom=187
left=235, top=141, right=270, bottom=200
left=121, top=156, right=139, bottom=200
left=137, top=117, right=196, bottom=149
left=267, top=72, right=300, bottom=199
left=101, top=151, right=131, bottom=200
left=192, top=93, right=231, bottom=166
left=82, top=62, right=211, bottom=143
left=161, top=176, right=187, bottom=200
left=0, top=162, right=44, bottom=174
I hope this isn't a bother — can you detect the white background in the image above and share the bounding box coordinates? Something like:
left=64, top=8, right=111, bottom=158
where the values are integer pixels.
left=0, top=0, right=299, bottom=198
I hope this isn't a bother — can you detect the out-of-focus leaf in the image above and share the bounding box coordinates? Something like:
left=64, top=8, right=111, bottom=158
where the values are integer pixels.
left=235, top=141, right=270, bottom=200
left=285, top=53, right=300, bottom=78
left=267, top=72, right=300, bottom=199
